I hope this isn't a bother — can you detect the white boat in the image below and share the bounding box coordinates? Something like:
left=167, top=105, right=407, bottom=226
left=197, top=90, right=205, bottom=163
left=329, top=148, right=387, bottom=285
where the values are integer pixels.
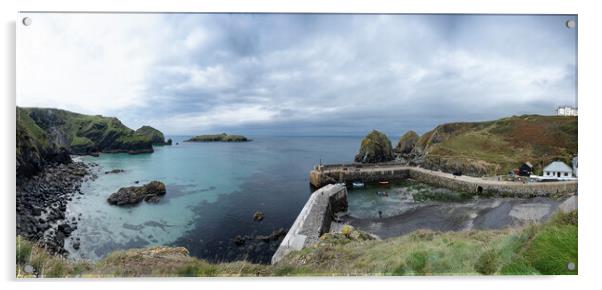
left=352, top=182, right=365, bottom=188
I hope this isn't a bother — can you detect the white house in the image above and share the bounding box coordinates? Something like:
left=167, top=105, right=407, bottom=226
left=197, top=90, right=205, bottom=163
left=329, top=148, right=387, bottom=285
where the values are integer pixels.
left=572, top=156, right=578, bottom=178
left=557, top=106, right=578, bottom=116
left=543, top=161, right=574, bottom=179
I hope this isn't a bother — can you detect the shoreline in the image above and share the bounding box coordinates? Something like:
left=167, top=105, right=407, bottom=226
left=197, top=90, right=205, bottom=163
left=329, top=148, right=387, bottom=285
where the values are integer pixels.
left=16, top=158, right=97, bottom=255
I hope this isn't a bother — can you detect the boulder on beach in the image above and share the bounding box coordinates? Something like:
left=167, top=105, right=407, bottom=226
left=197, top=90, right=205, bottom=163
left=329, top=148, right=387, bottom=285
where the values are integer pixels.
left=354, top=130, right=394, bottom=163
left=107, top=181, right=167, bottom=206
left=394, top=130, right=419, bottom=154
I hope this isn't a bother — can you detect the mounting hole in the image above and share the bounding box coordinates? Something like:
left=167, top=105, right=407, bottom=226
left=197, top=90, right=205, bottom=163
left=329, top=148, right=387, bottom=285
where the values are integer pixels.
left=565, top=20, right=575, bottom=29
left=22, top=17, right=32, bottom=26
left=567, top=262, right=576, bottom=271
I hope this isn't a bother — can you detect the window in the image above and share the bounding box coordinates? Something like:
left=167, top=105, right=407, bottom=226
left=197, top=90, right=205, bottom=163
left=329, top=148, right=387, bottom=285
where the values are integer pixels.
left=565, top=172, right=569, bottom=176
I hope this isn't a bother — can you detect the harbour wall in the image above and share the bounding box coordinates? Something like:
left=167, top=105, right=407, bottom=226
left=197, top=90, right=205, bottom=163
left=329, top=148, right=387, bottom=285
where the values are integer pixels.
left=271, top=184, right=347, bottom=264
left=310, top=164, right=577, bottom=197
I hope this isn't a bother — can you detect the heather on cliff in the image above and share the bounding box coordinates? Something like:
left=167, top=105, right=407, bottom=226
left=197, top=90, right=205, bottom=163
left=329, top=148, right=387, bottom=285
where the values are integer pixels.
left=397, top=115, right=577, bottom=176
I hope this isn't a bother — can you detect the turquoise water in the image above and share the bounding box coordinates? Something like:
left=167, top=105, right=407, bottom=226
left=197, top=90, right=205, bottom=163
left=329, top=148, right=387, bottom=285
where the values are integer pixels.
left=65, top=136, right=362, bottom=262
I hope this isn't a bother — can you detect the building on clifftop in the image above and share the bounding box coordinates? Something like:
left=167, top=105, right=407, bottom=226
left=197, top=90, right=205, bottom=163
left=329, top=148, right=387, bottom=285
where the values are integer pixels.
left=557, top=105, right=578, bottom=116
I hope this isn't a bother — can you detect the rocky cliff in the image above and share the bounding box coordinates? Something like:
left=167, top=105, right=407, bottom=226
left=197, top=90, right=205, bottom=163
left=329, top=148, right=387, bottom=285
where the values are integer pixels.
left=354, top=130, right=394, bottom=163
left=397, top=115, right=578, bottom=176
left=17, top=107, right=163, bottom=177
left=135, top=125, right=170, bottom=145
left=394, top=130, right=419, bottom=154
left=16, top=108, right=71, bottom=178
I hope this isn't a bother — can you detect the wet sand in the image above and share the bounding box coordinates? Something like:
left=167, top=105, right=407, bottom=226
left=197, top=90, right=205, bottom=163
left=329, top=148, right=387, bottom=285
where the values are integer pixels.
left=340, top=197, right=565, bottom=239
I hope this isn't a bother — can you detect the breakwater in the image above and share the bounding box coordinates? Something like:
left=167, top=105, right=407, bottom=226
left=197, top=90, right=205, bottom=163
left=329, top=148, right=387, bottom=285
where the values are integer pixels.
left=310, top=164, right=577, bottom=197
left=271, top=184, right=348, bottom=264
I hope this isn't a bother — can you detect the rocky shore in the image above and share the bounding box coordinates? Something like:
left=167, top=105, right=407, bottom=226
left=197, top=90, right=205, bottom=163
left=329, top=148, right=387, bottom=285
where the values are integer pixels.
left=16, top=160, right=97, bottom=255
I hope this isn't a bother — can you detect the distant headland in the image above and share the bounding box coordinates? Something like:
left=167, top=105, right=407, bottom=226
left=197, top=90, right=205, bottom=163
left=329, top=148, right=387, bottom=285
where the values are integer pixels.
left=185, top=133, right=250, bottom=142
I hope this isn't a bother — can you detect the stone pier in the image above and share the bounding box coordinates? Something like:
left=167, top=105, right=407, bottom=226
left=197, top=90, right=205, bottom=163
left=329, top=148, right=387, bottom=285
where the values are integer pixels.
left=271, top=184, right=347, bottom=264
left=310, top=163, right=577, bottom=197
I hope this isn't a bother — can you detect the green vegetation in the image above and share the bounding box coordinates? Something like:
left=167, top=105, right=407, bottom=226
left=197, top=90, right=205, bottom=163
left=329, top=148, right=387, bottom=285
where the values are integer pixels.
left=16, top=210, right=577, bottom=277
left=402, top=115, right=577, bottom=176
left=186, top=133, right=250, bottom=142
left=135, top=125, right=168, bottom=145
left=16, top=107, right=68, bottom=177
left=20, top=107, right=156, bottom=154
left=16, top=107, right=162, bottom=176
left=395, top=130, right=419, bottom=154
left=412, top=190, right=473, bottom=202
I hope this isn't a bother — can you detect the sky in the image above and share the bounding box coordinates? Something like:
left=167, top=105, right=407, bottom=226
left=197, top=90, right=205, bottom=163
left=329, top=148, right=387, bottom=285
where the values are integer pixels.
left=17, top=14, right=577, bottom=136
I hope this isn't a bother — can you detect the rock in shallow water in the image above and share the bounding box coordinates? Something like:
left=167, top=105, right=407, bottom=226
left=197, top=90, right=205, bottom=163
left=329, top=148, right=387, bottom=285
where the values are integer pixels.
left=253, top=211, right=265, bottom=221
left=107, top=181, right=167, bottom=206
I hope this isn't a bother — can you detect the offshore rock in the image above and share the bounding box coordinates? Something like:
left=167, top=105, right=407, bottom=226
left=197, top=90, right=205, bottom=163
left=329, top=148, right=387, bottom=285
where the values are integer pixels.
left=354, top=130, right=394, bottom=163
left=107, top=181, right=167, bottom=206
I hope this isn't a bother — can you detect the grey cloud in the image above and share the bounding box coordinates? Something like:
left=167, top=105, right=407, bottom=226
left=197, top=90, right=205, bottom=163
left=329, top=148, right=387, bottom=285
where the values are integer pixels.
left=71, top=14, right=579, bottom=136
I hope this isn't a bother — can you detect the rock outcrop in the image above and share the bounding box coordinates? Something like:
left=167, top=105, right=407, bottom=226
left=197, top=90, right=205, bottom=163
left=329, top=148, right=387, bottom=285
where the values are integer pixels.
left=135, top=125, right=170, bottom=146
left=354, top=130, right=394, bottom=163
left=394, top=130, right=419, bottom=154
left=107, top=181, right=167, bottom=206
left=253, top=211, right=265, bottom=221
left=186, top=133, right=250, bottom=142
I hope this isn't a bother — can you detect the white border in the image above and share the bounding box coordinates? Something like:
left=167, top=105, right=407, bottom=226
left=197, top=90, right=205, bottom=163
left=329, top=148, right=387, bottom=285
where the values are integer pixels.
left=2, top=1, right=601, bottom=290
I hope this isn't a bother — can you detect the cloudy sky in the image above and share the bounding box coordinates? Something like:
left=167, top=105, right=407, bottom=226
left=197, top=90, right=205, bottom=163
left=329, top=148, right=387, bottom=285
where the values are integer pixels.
left=17, top=14, right=577, bottom=136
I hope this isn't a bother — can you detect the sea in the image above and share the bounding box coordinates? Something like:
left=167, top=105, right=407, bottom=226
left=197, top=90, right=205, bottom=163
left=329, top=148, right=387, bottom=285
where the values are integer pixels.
left=64, top=135, right=564, bottom=264
left=65, top=136, right=364, bottom=263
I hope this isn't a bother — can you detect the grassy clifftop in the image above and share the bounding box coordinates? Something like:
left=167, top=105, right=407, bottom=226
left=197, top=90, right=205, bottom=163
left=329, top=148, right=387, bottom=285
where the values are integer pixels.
left=402, top=115, right=577, bottom=176
left=16, top=210, right=577, bottom=277
left=17, top=107, right=162, bottom=177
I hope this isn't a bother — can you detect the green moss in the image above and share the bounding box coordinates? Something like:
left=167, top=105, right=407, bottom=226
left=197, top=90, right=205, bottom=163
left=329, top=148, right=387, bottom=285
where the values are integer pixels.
left=413, top=190, right=473, bottom=202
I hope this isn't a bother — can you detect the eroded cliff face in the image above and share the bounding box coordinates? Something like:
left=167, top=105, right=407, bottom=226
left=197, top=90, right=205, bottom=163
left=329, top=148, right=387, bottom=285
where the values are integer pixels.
left=16, top=108, right=71, bottom=178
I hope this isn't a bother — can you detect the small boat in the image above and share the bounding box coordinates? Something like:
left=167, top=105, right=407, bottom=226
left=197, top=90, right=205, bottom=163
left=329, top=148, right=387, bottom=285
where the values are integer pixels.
left=376, top=191, right=389, bottom=197
left=378, top=181, right=390, bottom=185
left=352, top=182, right=365, bottom=188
